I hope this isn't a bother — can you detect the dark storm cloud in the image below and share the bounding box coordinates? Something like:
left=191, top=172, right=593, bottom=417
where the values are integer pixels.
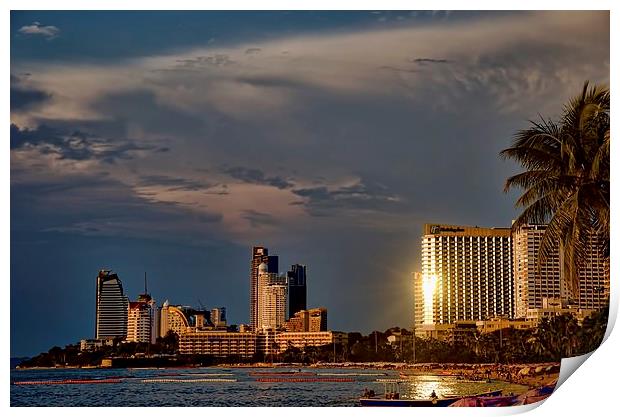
left=12, top=175, right=223, bottom=238
left=223, top=166, right=294, bottom=189
left=91, top=90, right=206, bottom=137
left=242, top=209, right=279, bottom=228
left=138, top=174, right=228, bottom=193
left=10, top=123, right=156, bottom=163
left=10, top=74, right=52, bottom=111
left=292, top=178, right=401, bottom=216
left=411, top=58, right=452, bottom=64
left=234, top=75, right=309, bottom=89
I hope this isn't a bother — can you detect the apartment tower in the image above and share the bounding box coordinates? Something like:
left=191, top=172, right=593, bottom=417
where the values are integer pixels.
left=418, top=224, right=514, bottom=324
left=249, top=246, right=278, bottom=330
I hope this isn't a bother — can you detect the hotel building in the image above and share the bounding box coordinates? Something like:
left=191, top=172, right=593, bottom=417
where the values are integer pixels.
left=126, top=294, right=157, bottom=344
left=95, top=270, right=129, bottom=339
left=275, top=331, right=348, bottom=354
left=512, top=224, right=609, bottom=318
left=250, top=246, right=279, bottom=330
left=284, top=308, right=328, bottom=332
left=179, top=330, right=257, bottom=358
left=418, top=224, right=514, bottom=325
left=159, top=301, right=211, bottom=337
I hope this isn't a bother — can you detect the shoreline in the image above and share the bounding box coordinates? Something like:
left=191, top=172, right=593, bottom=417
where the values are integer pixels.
left=14, top=361, right=560, bottom=389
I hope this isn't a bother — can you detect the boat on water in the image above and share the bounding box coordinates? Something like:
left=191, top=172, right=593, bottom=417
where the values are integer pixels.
left=359, top=379, right=504, bottom=407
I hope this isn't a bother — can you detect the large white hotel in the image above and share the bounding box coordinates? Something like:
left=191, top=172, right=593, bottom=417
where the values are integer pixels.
left=415, top=223, right=609, bottom=331
left=416, top=224, right=513, bottom=327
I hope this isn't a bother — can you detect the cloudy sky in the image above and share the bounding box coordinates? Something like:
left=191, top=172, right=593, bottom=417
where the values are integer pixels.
left=10, top=11, right=609, bottom=356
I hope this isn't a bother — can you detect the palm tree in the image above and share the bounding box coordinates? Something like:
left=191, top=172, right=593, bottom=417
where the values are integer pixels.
left=501, top=81, right=610, bottom=297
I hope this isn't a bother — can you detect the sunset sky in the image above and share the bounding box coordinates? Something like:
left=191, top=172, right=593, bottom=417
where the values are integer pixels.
left=10, top=10, right=609, bottom=356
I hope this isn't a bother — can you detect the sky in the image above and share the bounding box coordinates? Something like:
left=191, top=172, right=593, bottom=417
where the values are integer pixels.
left=10, top=10, right=609, bottom=356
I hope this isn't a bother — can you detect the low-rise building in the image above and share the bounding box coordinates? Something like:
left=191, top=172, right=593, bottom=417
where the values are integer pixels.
left=179, top=330, right=256, bottom=358
left=274, top=331, right=347, bottom=353
left=476, top=317, right=535, bottom=333
left=525, top=298, right=597, bottom=324
left=80, top=338, right=115, bottom=352
left=284, top=307, right=327, bottom=332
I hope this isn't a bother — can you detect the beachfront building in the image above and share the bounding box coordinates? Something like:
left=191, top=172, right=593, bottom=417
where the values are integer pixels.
left=159, top=301, right=190, bottom=337
left=179, top=329, right=257, bottom=358
left=284, top=308, right=328, bottom=332
left=257, top=263, right=287, bottom=330
left=416, top=318, right=536, bottom=342
left=525, top=297, right=598, bottom=324
left=250, top=246, right=279, bottom=331
left=288, top=264, right=307, bottom=318
left=476, top=317, right=535, bottom=333
left=95, top=270, right=129, bottom=340
left=417, top=224, right=514, bottom=325
left=308, top=308, right=327, bottom=332
left=126, top=294, right=157, bottom=344
left=512, top=223, right=609, bottom=318
left=159, top=301, right=213, bottom=337
left=274, top=331, right=348, bottom=354
left=79, top=338, right=115, bottom=352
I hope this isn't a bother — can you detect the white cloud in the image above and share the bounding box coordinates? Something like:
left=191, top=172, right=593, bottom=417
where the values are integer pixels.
left=17, top=22, right=60, bottom=39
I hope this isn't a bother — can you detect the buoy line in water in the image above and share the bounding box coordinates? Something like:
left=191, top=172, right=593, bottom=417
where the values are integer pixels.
left=255, top=377, right=355, bottom=383
left=14, top=379, right=123, bottom=385
left=141, top=378, right=238, bottom=383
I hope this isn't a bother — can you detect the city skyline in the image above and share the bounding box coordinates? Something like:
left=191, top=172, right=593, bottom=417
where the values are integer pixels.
left=10, top=10, right=610, bottom=356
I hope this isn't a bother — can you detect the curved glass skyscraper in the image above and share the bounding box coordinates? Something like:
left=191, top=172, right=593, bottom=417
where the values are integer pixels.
left=95, top=270, right=129, bottom=339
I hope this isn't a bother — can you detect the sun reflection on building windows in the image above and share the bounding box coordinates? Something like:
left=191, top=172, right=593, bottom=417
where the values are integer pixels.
left=422, top=274, right=436, bottom=325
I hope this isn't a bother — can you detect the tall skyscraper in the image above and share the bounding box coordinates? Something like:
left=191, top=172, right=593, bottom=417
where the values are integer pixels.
left=512, top=223, right=609, bottom=318
left=419, top=224, right=514, bottom=324
left=287, top=264, right=307, bottom=318
left=95, top=270, right=129, bottom=339
left=257, top=262, right=287, bottom=330
left=249, top=246, right=278, bottom=330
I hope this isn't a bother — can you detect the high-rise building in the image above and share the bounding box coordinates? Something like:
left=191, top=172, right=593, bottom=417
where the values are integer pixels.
left=127, top=293, right=157, bottom=344
left=159, top=300, right=189, bottom=337
left=257, top=263, right=287, bottom=330
left=211, top=307, right=227, bottom=328
left=159, top=302, right=210, bottom=337
left=413, top=272, right=425, bottom=330
left=287, top=264, right=307, bottom=318
left=95, top=270, right=129, bottom=339
left=419, top=224, right=514, bottom=324
left=512, top=223, right=609, bottom=318
left=250, top=246, right=278, bottom=330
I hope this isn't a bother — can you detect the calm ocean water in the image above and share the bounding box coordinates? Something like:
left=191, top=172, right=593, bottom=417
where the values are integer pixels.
left=10, top=367, right=529, bottom=407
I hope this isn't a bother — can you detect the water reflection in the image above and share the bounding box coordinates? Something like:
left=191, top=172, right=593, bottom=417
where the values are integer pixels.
left=11, top=367, right=528, bottom=407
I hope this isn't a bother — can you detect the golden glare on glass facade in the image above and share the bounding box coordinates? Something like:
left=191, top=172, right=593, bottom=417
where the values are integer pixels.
left=416, top=224, right=513, bottom=325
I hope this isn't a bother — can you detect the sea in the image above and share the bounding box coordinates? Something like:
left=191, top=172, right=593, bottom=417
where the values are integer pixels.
left=10, top=367, right=529, bottom=407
